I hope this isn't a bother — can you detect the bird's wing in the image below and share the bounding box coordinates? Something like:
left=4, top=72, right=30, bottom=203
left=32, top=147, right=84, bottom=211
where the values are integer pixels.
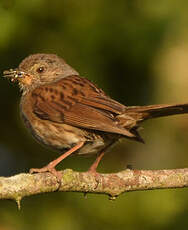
left=30, top=75, right=135, bottom=137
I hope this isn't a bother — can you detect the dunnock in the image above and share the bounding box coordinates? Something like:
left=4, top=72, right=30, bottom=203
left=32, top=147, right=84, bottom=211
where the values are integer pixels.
left=3, top=53, right=188, bottom=179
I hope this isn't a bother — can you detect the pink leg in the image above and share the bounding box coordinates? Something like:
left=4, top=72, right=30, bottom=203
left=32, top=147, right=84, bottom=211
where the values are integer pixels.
left=30, top=142, right=85, bottom=180
left=88, top=142, right=115, bottom=174
left=88, top=152, right=105, bottom=173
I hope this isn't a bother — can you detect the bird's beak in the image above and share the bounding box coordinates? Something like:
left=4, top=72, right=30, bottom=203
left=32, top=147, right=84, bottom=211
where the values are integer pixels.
left=3, top=69, right=26, bottom=82
left=3, top=69, right=33, bottom=87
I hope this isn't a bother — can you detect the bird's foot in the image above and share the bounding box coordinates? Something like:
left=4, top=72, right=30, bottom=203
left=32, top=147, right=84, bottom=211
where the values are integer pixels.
left=87, top=167, right=100, bottom=177
left=87, top=167, right=101, bottom=188
left=29, top=164, right=62, bottom=184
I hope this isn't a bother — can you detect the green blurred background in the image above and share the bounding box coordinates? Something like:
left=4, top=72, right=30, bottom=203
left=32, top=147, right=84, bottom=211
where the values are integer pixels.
left=1, top=0, right=188, bottom=229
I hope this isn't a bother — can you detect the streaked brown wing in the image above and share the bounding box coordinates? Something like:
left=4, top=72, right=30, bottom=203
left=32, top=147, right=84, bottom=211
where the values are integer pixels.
left=31, top=75, right=135, bottom=137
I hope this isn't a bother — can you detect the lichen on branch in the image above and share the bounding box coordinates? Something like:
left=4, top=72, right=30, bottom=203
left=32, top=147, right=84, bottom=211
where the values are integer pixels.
left=0, top=168, right=188, bottom=205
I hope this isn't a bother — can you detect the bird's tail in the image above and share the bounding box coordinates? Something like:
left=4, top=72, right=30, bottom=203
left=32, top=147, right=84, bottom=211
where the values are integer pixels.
left=124, top=103, right=188, bottom=123
left=116, top=103, right=188, bottom=143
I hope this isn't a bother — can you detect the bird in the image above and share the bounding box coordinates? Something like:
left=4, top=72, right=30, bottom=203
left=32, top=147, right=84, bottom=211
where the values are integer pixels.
left=3, top=53, right=188, bottom=180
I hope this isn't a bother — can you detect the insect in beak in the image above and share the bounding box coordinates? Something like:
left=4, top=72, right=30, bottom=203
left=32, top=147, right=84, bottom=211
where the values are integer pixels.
left=3, top=69, right=25, bottom=82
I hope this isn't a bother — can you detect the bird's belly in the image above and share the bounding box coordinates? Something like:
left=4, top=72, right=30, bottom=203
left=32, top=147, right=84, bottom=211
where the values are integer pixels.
left=76, top=139, right=106, bottom=155
left=22, top=114, right=108, bottom=155
left=33, top=121, right=85, bottom=149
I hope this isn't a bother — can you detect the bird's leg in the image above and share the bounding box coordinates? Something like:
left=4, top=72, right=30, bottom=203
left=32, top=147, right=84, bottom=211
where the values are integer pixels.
left=30, top=141, right=85, bottom=181
left=88, top=151, right=105, bottom=174
left=87, top=142, right=114, bottom=175
left=87, top=151, right=105, bottom=189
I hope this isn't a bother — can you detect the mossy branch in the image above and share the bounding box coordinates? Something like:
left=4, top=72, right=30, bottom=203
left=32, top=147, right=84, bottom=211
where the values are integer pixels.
left=0, top=168, right=188, bottom=206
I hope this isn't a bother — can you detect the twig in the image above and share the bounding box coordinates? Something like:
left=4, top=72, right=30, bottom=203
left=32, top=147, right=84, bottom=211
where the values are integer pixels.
left=0, top=168, right=188, bottom=206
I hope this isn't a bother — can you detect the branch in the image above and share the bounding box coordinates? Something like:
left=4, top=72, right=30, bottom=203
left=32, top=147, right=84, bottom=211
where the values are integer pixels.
left=0, top=168, right=188, bottom=207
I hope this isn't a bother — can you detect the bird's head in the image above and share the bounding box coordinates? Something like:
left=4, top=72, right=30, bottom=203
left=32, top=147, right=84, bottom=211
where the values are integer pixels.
left=3, top=53, right=79, bottom=93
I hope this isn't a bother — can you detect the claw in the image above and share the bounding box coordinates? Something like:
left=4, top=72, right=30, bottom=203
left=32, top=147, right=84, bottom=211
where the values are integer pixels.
left=29, top=165, right=62, bottom=183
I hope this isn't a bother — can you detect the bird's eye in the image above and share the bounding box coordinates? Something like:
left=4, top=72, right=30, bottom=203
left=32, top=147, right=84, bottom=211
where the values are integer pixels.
left=36, top=66, right=45, bottom=73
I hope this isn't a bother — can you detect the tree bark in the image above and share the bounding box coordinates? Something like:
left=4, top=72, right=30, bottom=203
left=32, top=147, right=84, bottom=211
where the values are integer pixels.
left=0, top=168, right=188, bottom=207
